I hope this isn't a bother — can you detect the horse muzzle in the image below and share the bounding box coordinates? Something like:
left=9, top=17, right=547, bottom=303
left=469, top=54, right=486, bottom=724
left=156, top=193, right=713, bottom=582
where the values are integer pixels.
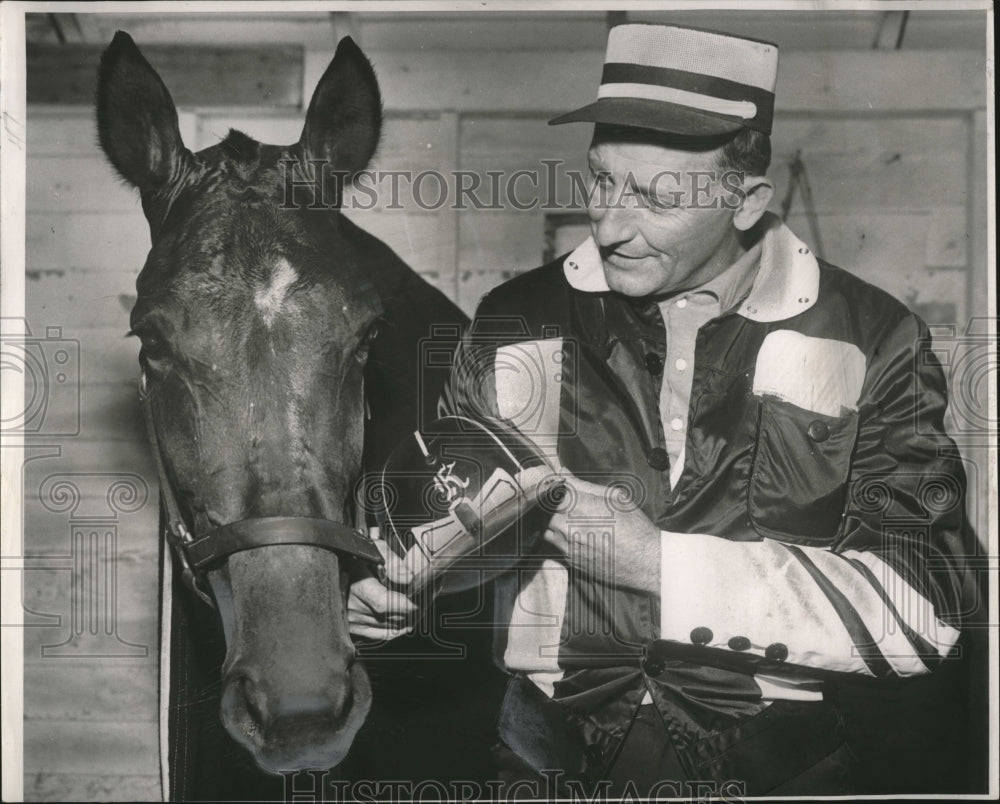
left=221, top=659, right=373, bottom=773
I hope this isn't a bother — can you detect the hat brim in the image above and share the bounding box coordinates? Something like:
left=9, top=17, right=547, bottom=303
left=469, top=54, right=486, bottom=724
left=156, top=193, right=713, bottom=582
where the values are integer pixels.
left=548, top=97, right=752, bottom=137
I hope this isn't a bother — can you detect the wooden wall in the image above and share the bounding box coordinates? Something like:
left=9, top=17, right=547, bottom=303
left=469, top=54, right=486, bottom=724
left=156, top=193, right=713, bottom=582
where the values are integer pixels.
left=19, top=10, right=991, bottom=801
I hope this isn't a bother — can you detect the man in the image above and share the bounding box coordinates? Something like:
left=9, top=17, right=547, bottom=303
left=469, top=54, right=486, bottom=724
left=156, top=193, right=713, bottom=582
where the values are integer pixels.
left=353, top=23, right=980, bottom=796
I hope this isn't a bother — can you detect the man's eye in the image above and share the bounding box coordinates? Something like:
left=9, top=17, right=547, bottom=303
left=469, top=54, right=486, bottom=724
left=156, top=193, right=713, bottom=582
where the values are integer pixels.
left=591, top=170, right=612, bottom=186
left=648, top=197, right=678, bottom=211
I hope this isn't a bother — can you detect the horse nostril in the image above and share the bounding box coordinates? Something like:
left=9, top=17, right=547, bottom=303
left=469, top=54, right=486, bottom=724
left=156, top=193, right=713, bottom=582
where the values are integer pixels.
left=221, top=672, right=266, bottom=745
left=240, top=675, right=266, bottom=732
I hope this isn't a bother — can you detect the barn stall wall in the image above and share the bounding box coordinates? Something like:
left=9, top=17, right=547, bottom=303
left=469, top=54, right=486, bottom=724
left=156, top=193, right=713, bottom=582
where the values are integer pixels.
left=20, top=10, right=990, bottom=801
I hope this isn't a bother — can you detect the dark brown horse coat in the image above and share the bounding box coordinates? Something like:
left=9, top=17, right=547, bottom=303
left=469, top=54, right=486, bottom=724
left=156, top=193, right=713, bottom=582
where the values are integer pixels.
left=160, top=235, right=506, bottom=799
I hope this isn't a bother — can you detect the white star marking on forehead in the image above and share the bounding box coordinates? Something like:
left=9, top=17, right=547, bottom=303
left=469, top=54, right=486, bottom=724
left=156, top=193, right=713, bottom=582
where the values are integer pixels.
left=254, top=257, right=297, bottom=327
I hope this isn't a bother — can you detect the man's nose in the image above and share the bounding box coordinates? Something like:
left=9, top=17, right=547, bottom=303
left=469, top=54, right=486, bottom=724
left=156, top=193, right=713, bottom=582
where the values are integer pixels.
left=591, top=198, right=639, bottom=247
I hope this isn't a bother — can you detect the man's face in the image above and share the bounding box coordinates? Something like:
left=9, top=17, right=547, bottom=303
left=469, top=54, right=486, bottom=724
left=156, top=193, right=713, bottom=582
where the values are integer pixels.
left=586, top=135, right=745, bottom=298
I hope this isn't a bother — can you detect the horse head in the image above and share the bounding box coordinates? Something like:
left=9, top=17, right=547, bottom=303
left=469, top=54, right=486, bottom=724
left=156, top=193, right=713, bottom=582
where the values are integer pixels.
left=97, top=32, right=392, bottom=773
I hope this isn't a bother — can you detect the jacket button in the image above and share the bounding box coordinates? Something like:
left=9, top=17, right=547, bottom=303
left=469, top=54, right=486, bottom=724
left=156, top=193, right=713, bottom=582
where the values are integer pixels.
left=644, top=353, right=663, bottom=375
left=647, top=448, right=669, bottom=471
left=728, top=635, right=751, bottom=651
left=642, top=656, right=665, bottom=677
left=690, top=626, right=713, bottom=646
left=765, top=642, right=789, bottom=662
left=807, top=420, right=831, bottom=442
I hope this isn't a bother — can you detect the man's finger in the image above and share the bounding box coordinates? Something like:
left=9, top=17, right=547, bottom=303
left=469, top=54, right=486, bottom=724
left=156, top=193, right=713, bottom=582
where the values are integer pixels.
left=350, top=576, right=418, bottom=616
left=350, top=622, right=414, bottom=641
left=559, top=471, right=612, bottom=499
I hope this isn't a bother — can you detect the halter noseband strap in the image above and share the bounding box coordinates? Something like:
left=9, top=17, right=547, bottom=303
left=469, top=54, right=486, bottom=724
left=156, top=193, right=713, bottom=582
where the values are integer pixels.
left=138, top=371, right=384, bottom=608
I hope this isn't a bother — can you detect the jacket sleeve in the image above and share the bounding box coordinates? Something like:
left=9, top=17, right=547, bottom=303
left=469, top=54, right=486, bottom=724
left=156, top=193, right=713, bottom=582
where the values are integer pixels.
left=657, top=313, right=977, bottom=679
left=436, top=304, right=501, bottom=422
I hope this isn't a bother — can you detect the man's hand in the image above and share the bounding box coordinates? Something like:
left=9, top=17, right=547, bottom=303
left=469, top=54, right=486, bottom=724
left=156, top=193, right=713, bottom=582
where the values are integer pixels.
left=541, top=472, right=661, bottom=595
left=347, top=539, right=417, bottom=641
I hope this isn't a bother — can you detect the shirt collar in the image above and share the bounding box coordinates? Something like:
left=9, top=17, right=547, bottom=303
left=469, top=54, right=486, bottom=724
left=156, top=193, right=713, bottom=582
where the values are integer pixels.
left=562, top=212, right=819, bottom=322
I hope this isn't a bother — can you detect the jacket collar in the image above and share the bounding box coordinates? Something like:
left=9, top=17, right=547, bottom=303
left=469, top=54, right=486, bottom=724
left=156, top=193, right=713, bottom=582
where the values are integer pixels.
left=562, top=212, right=819, bottom=323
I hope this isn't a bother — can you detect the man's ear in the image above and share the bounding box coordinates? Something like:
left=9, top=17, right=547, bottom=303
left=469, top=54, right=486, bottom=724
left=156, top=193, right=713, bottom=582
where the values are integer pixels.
left=732, top=176, right=775, bottom=231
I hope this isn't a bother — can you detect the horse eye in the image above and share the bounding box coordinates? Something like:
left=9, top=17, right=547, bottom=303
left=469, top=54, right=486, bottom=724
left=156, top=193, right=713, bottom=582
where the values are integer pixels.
left=131, top=327, right=170, bottom=362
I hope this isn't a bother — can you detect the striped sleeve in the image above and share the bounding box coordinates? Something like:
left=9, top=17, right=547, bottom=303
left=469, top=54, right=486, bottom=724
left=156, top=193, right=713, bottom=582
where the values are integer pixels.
left=658, top=532, right=960, bottom=677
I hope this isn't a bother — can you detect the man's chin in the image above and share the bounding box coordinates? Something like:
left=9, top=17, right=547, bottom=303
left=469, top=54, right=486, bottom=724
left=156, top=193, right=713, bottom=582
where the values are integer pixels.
left=603, top=263, right=665, bottom=298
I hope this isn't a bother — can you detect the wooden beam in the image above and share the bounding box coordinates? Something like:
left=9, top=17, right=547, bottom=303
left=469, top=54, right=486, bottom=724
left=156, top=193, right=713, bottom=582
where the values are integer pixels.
left=332, top=48, right=987, bottom=113
left=873, top=10, right=909, bottom=49
left=27, top=43, right=303, bottom=107
left=28, top=44, right=984, bottom=113
left=329, top=11, right=360, bottom=45
left=606, top=11, right=628, bottom=30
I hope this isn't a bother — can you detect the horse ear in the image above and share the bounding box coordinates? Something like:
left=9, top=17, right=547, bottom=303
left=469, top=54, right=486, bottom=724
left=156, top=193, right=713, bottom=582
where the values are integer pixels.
left=299, top=37, right=382, bottom=180
left=96, top=31, right=186, bottom=190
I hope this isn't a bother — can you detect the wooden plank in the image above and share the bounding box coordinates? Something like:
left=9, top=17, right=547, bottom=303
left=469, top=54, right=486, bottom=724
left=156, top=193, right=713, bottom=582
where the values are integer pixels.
left=13, top=380, right=145, bottom=445
left=22, top=501, right=159, bottom=556
left=21, top=467, right=156, bottom=517
left=872, top=11, right=909, bottom=49
left=22, top=557, right=160, bottom=618
left=902, top=11, right=989, bottom=50
left=13, top=323, right=143, bottom=392
left=768, top=121, right=968, bottom=213
left=24, top=662, right=157, bottom=722
left=24, top=441, right=157, bottom=495
left=23, top=773, right=160, bottom=803
left=457, top=210, right=569, bottom=314
left=26, top=269, right=138, bottom=329
left=459, top=115, right=591, bottom=209
left=343, top=209, right=453, bottom=285
left=436, top=112, right=460, bottom=301
left=57, top=10, right=334, bottom=46
left=196, top=113, right=449, bottom=177
left=23, top=720, right=158, bottom=775
left=354, top=10, right=922, bottom=54
left=28, top=155, right=141, bottom=212
left=197, top=113, right=302, bottom=151
left=965, top=109, right=992, bottom=546
left=969, top=109, right=990, bottom=325
left=785, top=211, right=967, bottom=326
left=924, top=207, right=968, bottom=268
left=357, top=13, right=608, bottom=51
left=35, top=9, right=986, bottom=53
left=28, top=111, right=101, bottom=156
left=27, top=211, right=150, bottom=272
left=458, top=115, right=969, bottom=214
left=458, top=210, right=546, bottom=276
left=458, top=268, right=519, bottom=319
left=619, top=10, right=885, bottom=51
left=305, top=48, right=603, bottom=113
left=22, top=567, right=159, bottom=661
left=775, top=50, right=986, bottom=113
left=27, top=43, right=304, bottom=107
left=304, top=49, right=987, bottom=113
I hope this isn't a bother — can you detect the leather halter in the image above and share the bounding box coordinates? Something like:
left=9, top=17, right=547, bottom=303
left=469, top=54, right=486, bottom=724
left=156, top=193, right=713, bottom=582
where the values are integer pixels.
left=138, top=371, right=384, bottom=607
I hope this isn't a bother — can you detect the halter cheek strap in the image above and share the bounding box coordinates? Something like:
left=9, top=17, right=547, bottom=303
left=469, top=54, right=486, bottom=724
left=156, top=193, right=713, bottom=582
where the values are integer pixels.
left=138, top=371, right=384, bottom=608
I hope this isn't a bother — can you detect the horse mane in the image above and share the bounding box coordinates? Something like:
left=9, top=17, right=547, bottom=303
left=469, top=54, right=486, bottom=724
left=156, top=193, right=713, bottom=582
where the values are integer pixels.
left=219, top=129, right=262, bottom=167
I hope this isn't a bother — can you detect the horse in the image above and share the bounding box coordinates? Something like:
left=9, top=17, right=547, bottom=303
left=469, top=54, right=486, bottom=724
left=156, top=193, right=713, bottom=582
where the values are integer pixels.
left=96, top=31, right=504, bottom=799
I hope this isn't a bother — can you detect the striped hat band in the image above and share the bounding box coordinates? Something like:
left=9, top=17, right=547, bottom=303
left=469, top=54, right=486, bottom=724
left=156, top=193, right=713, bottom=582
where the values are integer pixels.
left=551, top=24, right=780, bottom=137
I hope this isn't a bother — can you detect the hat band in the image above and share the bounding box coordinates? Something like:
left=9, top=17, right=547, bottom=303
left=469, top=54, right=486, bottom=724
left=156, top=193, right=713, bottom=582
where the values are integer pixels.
left=600, top=62, right=774, bottom=129
left=598, top=83, right=757, bottom=120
